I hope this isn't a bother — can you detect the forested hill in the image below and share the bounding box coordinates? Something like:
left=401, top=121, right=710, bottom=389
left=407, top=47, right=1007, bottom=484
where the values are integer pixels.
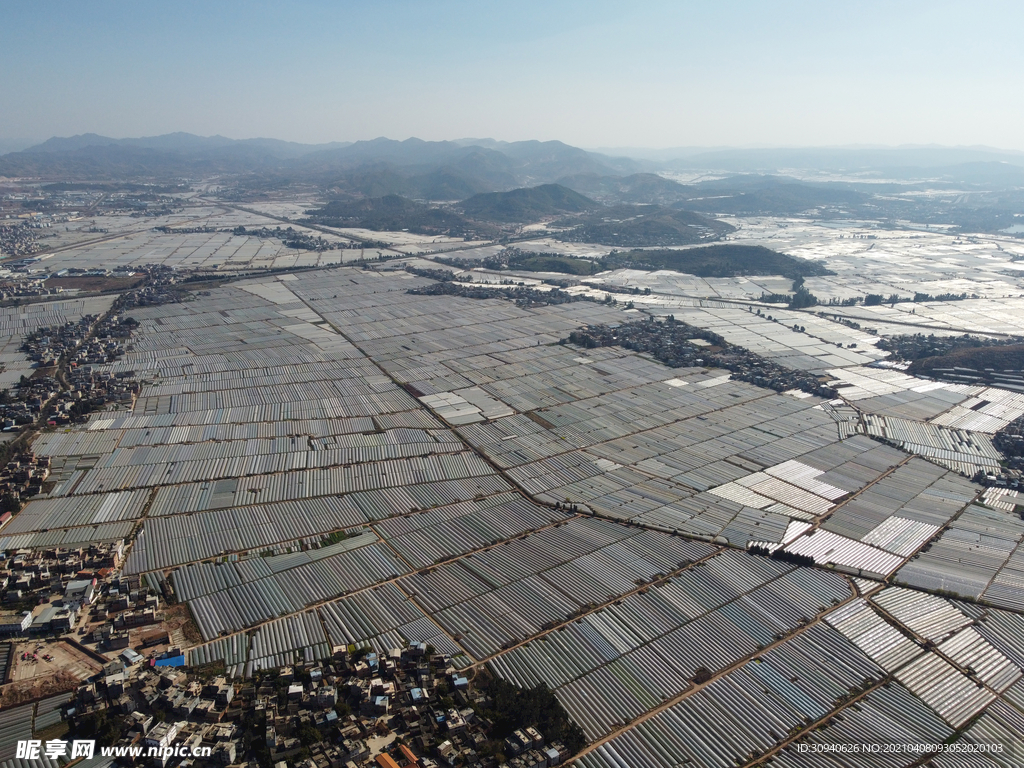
left=458, top=184, right=598, bottom=222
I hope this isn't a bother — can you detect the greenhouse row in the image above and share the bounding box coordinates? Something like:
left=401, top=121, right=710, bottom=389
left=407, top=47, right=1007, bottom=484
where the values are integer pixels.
left=896, top=503, right=1024, bottom=609
left=124, top=473, right=514, bottom=573
left=185, top=538, right=407, bottom=640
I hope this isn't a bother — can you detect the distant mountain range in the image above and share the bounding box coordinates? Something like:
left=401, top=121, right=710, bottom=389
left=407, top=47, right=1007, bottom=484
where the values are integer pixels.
left=8, top=133, right=1022, bottom=190
left=2, top=134, right=1021, bottom=236
left=591, top=144, right=1024, bottom=171
left=24, top=132, right=353, bottom=156
left=0, top=133, right=645, bottom=195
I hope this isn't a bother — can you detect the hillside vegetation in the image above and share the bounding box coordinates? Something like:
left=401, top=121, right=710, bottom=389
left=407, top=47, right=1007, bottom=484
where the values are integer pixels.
left=908, top=345, right=1024, bottom=377
left=557, top=172, right=693, bottom=204
left=458, top=184, right=598, bottom=222
left=602, top=244, right=833, bottom=279
left=305, top=195, right=492, bottom=237
left=556, top=204, right=734, bottom=247
left=681, top=176, right=868, bottom=216
left=456, top=243, right=828, bottom=281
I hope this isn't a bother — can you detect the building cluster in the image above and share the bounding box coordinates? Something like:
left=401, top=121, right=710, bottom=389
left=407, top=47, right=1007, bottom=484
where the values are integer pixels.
left=565, top=317, right=836, bottom=397
left=407, top=277, right=585, bottom=308
left=0, top=540, right=124, bottom=636
left=0, top=220, right=46, bottom=258
left=0, top=367, right=131, bottom=433
left=1, top=376, right=60, bottom=429
left=58, top=367, right=139, bottom=424
left=0, top=207, right=97, bottom=257
left=61, top=639, right=572, bottom=768
left=0, top=273, right=66, bottom=300
left=49, top=266, right=140, bottom=279
left=228, top=226, right=362, bottom=252
left=15, top=313, right=140, bottom=428
left=972, top=465, right=1023, bottom=490
left=4, top=185, right=184, bottom=221
left=0, top=449, right=51, bottom=502
left=990, top=415, right=1024, bottom=487
left=21, top=315, right=101, bottom=367
left=498, top=729, right=571, bottom=768
left=113, top=273, right=194, bottom=309
left=156, top=226, right=217, bottom=235
left=118, top=200, right=183, bottom=218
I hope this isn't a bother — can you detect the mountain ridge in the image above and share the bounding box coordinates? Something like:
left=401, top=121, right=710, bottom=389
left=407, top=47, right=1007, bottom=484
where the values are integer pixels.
left=0, top=133, right=634, bottom=190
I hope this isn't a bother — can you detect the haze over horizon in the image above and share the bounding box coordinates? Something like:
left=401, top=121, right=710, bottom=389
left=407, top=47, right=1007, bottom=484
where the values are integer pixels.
left=3, top=0, right=1022, bottom=151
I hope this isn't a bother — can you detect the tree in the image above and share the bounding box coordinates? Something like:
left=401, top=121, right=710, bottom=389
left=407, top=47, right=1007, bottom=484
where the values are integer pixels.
left=297, top=724, right=322, bottom=746
left=788, top=287, right=818, bottom=309
left=480, top=678, right=586, bottom=754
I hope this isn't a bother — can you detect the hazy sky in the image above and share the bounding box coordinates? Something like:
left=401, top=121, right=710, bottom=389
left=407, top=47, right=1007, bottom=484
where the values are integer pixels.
left=3, top=0, right=1022, bottom=149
